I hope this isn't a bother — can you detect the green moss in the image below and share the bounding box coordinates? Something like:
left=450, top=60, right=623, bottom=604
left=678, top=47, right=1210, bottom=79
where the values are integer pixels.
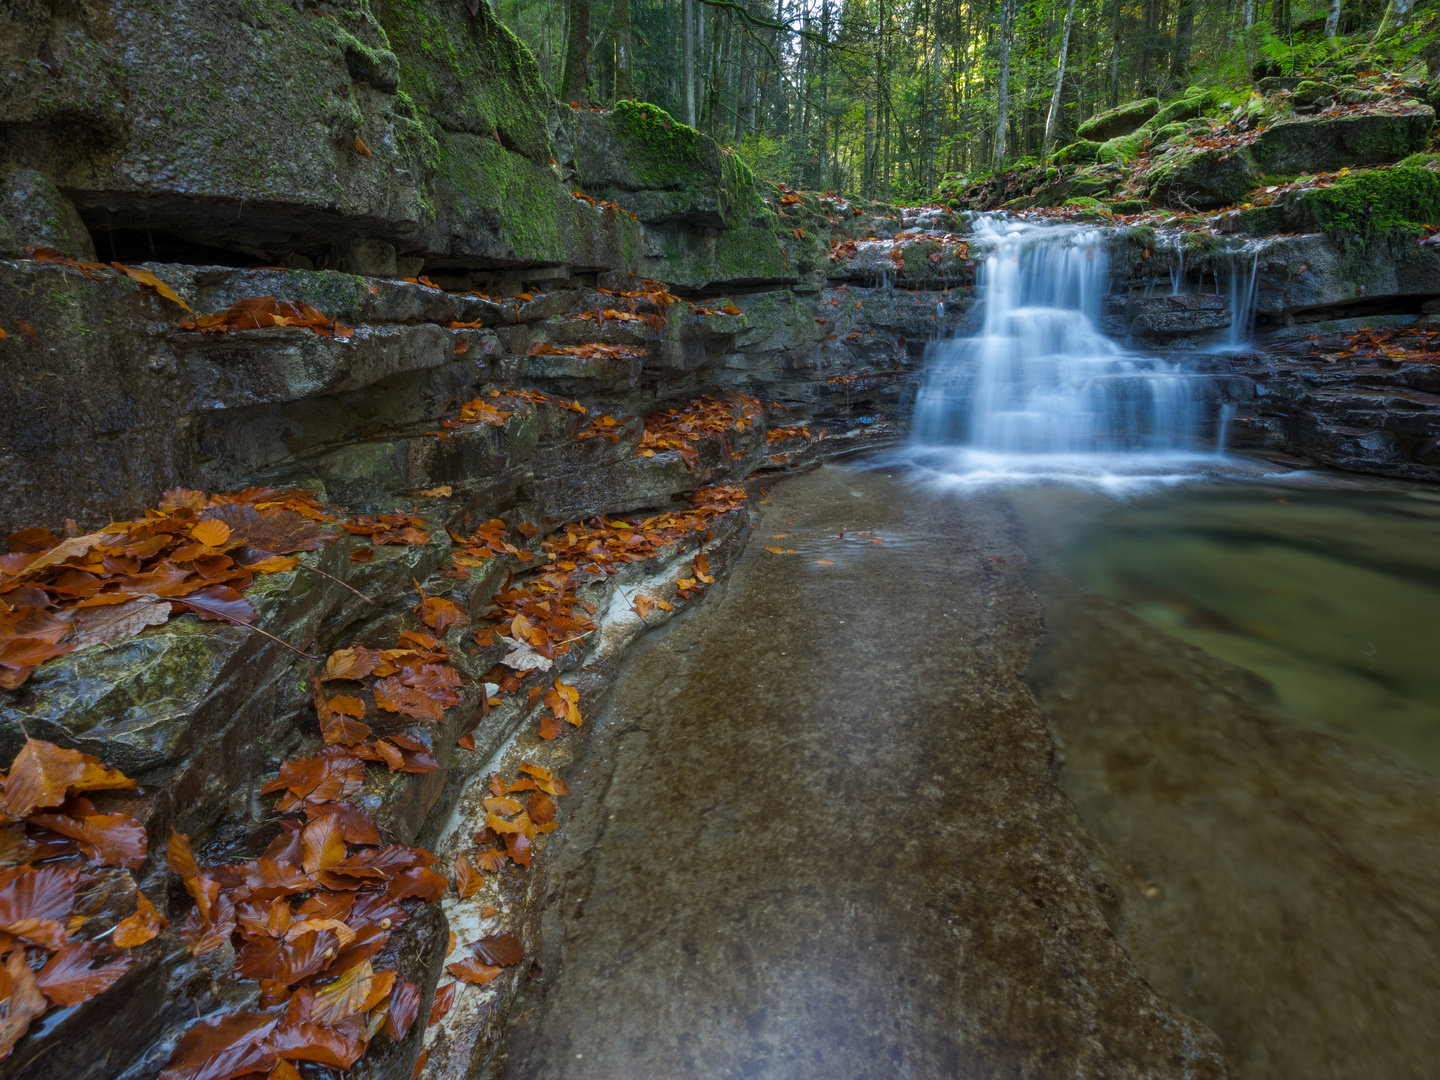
left=1076, top=97, right=1159, bottom=141
left=1182, top=229, right=1220, bottom=253
left=1300, top=165, right=1440, bottom=249
left=1108, top=199, right=1147, bottom=213
left=607, top=101, right=708, bottom=188
left=1124, top=225, right=1157, bottom=249
left=1051, top=140, right=1102, bottom=166
left=1063, top=196, right=1103, bottom=208
left=1143, top=88, right=1213, bottom=131
left=1096, top=132, right=1148, bottom=164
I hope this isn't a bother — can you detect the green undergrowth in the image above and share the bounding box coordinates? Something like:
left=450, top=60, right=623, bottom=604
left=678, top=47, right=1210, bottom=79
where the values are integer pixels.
left=1305, top=165, right=1440, bottom=247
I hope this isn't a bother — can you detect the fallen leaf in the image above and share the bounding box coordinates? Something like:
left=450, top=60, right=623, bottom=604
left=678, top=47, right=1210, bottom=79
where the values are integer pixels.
left=457, top=732, right=476, bottom=750
left=445, top=957, right=504, bottom=985
left=113, top=263, right=192, bottom=310
left=427, top=981, right=457, bottom=1025
left=415, top=485, right=452, bottom=497
left=113, top=891, right=168, bottom=948
left=34, top=941, right=138, bottom=1006
left=815, top=559, right=835, bottom=566
left=354, top=134, right=373, bottom=157
left=0, top=949, right=49, bottom=1062
left=383, top=977, right=421, bottom=1040
left=156, top=1011, right=278, bottom=1080
left=453, top=855, right=484, bottom=898
left=470, top=931, right=524, bottom=966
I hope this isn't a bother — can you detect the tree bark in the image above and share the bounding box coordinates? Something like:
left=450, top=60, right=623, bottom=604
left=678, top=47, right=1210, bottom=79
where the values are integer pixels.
left=683, top=0, right=696, bottom=124
left=1324, top=0, right=1341, bottom=38
left=1242, top=0, right=1255, bottom=72
left=1172, top=0, right=1194, bottom=84
left=612, top=0, right=633, bottom=100
left=929, top=0, right=943, bottom=191
left=1043, top=0, right=1077, bottom=156
left=993, top=0, right=1013, bottom=170
left=560, top=0, right=592, bottom=104
left=1374, top=0, right=1413, bottom=40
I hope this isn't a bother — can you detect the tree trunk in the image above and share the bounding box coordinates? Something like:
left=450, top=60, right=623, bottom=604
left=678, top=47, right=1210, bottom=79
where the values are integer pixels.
left=994, top=0, right=1013, bottom=170
left=683, top=0, right=696, bottom=124
left=1042, top=0, right=1077, bottom=156
left=1172, top=0, right=1194, bottom=85
left=1324, top=0, right=1341, bottom=37
left=560, top=0, right=592, bottom=104
left=1108, top=0, right=1122, bottom=107
left=612, top=0, right=633, bottom=100
left=1242, top=0, right=1255, bottom=71
left=1374, top=0, right=1413, bottom=40
left=928, top=0, right=943, bottom=191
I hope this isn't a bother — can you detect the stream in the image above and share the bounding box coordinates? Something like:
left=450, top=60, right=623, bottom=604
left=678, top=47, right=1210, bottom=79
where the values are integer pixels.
left=488, top=218, right=1440, bottom=1079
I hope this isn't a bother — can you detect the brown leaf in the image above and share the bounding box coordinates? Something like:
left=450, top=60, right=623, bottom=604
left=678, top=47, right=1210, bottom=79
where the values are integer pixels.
left=2, top=738, right=85, bottom=817
left=322, top=647, right=380, bottom=682
left=383, top=977, right=421, bottom=1040
left=474, top=847, right=509, bottom=872
left=34, top=941, right=138, bottom=1006
left=445, top=956, right=503, bottom=986
left=373, top=677, right=445, bottom=722
left=0, top=865, right=78, bottom=950
left=58, top=595, right=169, bottom=650
left=427, top=981, right=457, bottom=1026
left=178, top=893, right=236, bottom=957
left=28, top=801, right=148, bottom=868
left=354, top=133, right=373, bottom=157
left=300, top=814, right=346, bottom=876
left=470, top=931, right=525, bottom=966
left=415, top=594, right=465, bottom=635
left=0, top=949, right=48, bottom=1062
left=527, top=792, right=557, bottom=825
left=453, top=855, right=484, bottom=899
left=113, top=263, right=192, bottom=310
left=113, top=891, right=168, bottom=948
left=157, top=1011, right=279, bottom=1080
left=309, top=958, right=373, bottom=1025
left=457, top=732, right=476, bottom=750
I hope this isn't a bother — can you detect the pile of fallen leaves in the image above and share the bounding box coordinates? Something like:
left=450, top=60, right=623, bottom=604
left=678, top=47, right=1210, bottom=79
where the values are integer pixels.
left=595, top=280, right=680, bottom=307
left=343, top=511, right=431, bottom=551
left=0, top=739, right=160, bottom=1061
left=570, top=191, right=639, bottom=220
left=688, top=302, right=744, bottom=317
left=527, top=341, right=646, bottom=362
left=318, top=609, right=465, bottom=733
left=436, top=389, right=586, bottom=440
left=179, top=296, right=353, bottom=339
left=1308, top=326, right=1440, bottom=364
left=567, top=307, right=666, bottom=333
left=573, top=414, right=634, bottom=443
left=636, top=394, right=762, bottom=464
left=447, top=517, right=541, bottom=578
left=156, top=747, right=446, bottom=1078
left=457, top=761, right=569, bottom=888
left=473, top=484, right=746, bottom=733
left=440, top=397, right=514, bottom=431
left=0, top=487, right=340, bottom=688
left=828, top=237, right=858, bottom=262
left=766, top=425, right=813, bottom=443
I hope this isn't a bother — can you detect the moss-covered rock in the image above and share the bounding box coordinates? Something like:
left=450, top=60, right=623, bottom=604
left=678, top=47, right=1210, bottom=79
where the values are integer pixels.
left=1144, top=86, right=1213, bottom=130
left=1147, top=146, right=1262, bottom=209
left=1293, top=80, right=1339, bottom=106
left=1050, top=140, right=1103, bottom=166
left=1096, top=131, right=1149, bottom=164
left=1251, top=106, right=1436, bottom=174
left=0, top=166, right=95, bottom=259
left=1077, top=98, right=1160, bottom=141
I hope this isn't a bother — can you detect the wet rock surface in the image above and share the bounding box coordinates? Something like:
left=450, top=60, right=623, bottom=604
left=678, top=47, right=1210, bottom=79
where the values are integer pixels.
left=493, top=464, right=1228, bottom=1080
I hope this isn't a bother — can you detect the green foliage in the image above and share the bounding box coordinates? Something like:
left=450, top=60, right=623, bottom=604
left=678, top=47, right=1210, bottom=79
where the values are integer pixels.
left=1304, top=165, right=1440, bottom=248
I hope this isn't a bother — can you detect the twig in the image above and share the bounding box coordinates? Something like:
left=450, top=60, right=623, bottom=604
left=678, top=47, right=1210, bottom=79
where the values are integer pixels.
left=297, top=563, right=372, bottom=603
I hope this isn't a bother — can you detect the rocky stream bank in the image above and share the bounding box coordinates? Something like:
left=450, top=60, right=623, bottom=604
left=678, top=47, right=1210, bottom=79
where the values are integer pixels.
left=2, top=3, right=1440, bottom=1079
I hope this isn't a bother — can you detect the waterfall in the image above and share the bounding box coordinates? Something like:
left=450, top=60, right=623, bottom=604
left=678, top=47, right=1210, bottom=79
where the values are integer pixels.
left=910, top=216, right=1218, bottom=469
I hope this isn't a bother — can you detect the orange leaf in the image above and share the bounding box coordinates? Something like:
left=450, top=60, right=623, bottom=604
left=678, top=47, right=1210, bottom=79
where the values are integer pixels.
left=458, top=732, right=476, bottom=750
left=322, top=646, right=379, bottom=682
left=113, top=891, right=168, bottom=948
left=113, top=262, right=192, bottom=311
left=445, top=957, right=503, bottom=985
left=354, top=134, right=373, bottom=157
left=428, top=981, right=457, bottom=1025
left=453, top=855, right=484, bottom=898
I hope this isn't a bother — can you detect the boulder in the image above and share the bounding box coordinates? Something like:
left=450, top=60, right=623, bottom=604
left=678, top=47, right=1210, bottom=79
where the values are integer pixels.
left=1126, top=293, right=1232, bottom=336
left=1147, top=146, right=1262, bottom=209
left=1077, top=98, right=1160, bottom=141
left=1144, top=87, right=1213, bottom=130
left=1293, top=80, right=1339, bottom=106
left=1258, top=76, right=1302, bottom=94
left=1251, top=105, right=1435, bottom=174
left=0, top=166, right=95, bottom=259
left=1050, top=140, right=1102, bottom=166
left=1096, top=131, right=1149, bottom=164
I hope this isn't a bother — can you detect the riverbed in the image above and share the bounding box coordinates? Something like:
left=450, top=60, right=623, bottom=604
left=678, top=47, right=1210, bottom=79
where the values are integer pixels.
left=487, top=458, right=1440, bottom=1080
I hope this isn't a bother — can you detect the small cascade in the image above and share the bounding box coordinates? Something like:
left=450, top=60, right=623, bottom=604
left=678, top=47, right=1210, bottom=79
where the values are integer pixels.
left=911, top=216, right=1216, bottom=463
left=1219, top=247, right=1260, bottom=349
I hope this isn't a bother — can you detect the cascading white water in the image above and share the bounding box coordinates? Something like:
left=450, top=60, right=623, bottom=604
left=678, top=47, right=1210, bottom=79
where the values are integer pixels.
left=909, top=216, right=1223, bottom=481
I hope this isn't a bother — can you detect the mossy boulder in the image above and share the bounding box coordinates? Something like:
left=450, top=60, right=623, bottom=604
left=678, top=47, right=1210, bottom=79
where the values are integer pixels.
left=1256, top=165, right=1440, bottom=249
left=1147, top=146, right=1262, bottom=209
left=1293, top=80, right=1339, bottom=106
left=1077, top=97, right=1160, bottom=141
left=1051, top=140, right=1103, bottom=166
left=1144, top=87, right=1213, bottom=130
left=1251, top=105, right=1436, bottom=174
left=1096, top=132, right=1149, bottom=164
left=1150, top=122, right=1194, bottom=149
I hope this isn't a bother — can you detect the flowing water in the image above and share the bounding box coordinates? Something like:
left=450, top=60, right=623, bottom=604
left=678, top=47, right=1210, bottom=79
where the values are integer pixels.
left=497, top=218, right=1440, bottom=1079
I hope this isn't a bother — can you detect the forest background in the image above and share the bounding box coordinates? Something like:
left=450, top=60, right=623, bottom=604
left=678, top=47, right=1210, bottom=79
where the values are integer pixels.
left=494, top=0, right=1439, bottom=200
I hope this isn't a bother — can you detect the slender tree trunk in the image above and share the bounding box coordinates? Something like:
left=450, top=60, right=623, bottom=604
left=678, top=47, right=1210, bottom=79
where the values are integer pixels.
left=864, top=71, right=876, bottom=197
left=560, top=0, right=592, bottom=103
left=1172, top=0, right=1194, bottom=85
left=1108, top=0, right=1122, bottom=107
left=1324, top=0, right=1341, bottom=37
left=928, top=0, right=943, bottom=191
left=612, top=0, right=633, bottom=100
left=993, top=0, right=1013, bottom=170
left=683, top=0, right=696, bottom=124
left=1374, top=0, right=1413, bottom=39
left=1043, top=0, right=1077, bottom=156
left=1242, top=0, right=1255, bottom=71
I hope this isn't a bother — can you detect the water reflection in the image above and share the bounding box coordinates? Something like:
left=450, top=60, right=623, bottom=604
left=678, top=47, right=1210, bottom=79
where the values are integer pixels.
left=1007, top=478, right=1440, bottom=771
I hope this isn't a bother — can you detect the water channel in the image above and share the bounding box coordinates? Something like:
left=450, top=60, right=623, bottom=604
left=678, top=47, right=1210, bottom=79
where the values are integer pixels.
left=491, top=218, right=1440, bottom=1079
